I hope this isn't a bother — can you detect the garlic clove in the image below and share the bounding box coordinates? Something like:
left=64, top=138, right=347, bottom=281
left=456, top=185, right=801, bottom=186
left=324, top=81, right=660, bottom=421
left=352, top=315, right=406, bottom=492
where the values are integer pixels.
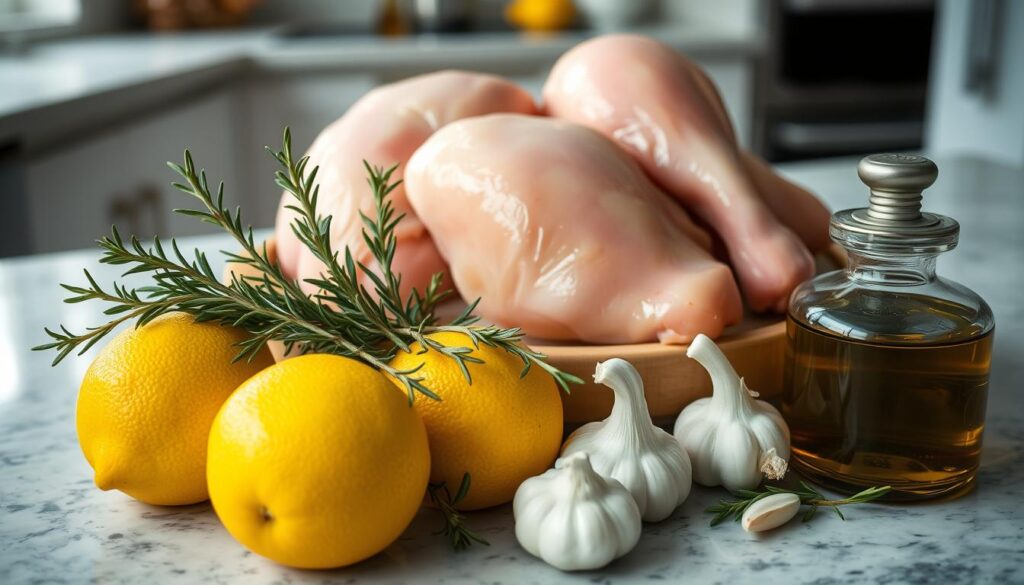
left=715, top=424, right=763, bottom=492
left=741, top=493, right=801, bottom=533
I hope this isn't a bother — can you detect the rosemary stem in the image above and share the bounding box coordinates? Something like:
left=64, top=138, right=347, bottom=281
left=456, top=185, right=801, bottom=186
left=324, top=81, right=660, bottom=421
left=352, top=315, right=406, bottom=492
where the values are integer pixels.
left=106, top=237, right=397, bottom=373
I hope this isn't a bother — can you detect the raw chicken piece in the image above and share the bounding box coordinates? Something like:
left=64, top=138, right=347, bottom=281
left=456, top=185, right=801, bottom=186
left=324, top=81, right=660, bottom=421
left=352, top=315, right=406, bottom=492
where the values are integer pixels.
left=274, top=71, right=538, bottom=297
left=543, top=35, right=830, bottom=311
left=405, top=114, right=743, bottom=344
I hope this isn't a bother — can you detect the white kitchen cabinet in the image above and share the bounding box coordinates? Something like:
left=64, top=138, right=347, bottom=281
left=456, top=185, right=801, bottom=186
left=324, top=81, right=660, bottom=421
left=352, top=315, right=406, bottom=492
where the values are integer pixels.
left=23, top=90, right=243, bottom=254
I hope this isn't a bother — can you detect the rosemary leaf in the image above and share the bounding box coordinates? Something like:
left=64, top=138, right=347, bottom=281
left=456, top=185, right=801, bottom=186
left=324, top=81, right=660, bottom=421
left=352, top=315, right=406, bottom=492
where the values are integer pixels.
left=427, top=473, right=490, bottom=552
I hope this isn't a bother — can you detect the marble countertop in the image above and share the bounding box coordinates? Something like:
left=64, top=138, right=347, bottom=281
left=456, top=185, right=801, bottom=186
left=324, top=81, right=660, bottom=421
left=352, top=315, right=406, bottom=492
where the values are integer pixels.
left=1, top=155, right=1022, bottom=583
left=0, top=23, right=761, bottom=150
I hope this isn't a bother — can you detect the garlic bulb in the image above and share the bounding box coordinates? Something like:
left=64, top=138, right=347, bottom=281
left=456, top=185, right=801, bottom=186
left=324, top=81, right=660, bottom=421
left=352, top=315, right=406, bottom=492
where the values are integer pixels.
left=513, top=453, right=641, bottom=571
left=673, top=334, right=790, bottom=492
left=741, top=493, right=801, bottom=533
left=561, top=358, right=692, bottom=522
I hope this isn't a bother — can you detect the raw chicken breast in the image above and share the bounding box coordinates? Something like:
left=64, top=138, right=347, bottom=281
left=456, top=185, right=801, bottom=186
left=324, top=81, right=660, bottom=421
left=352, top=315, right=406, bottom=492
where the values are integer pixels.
left=543, top=35, right=830, bottom=311
left=405, top=114, right=743, bottom=344
left=274, top=71, right=538, bottom=297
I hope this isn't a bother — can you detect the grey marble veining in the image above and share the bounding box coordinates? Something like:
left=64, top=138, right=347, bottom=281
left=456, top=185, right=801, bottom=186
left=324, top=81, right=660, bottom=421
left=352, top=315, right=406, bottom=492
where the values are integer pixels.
left=1, top=156, right=1022, bottom=584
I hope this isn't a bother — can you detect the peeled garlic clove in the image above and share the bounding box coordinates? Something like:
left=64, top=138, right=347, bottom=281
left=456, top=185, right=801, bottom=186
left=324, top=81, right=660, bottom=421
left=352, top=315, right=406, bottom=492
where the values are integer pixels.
left=741, top=493, right=801, bottom=533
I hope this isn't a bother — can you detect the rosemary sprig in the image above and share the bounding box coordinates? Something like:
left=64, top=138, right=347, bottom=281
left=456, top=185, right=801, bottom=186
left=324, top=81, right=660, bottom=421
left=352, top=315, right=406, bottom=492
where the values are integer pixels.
left=36, top=151, right=430, bottom=397
left=34, top=128, right=581, bottom=402
left=427, top=473, right=490, bottom=552
left=706, top=481, right=891, bottom=526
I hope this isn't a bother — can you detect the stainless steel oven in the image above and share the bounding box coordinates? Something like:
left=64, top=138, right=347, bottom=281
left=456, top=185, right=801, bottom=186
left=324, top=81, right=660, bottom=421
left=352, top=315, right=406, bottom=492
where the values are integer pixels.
left=755, top=0, right=936, bottom=161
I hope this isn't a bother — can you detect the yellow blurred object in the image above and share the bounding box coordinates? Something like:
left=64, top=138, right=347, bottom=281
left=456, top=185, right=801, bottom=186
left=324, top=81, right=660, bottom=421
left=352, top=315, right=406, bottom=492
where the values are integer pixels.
left=207, top=354, right=430, bottom=569
left=76, top=312, right=273, bottom=506
left=505, top=0, right=576, bottom=31
left=389, top=331, right=563, bottom=510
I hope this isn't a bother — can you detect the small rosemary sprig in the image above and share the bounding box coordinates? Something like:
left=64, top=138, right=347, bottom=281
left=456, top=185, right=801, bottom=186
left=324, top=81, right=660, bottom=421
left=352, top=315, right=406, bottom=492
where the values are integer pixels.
left=706, top=481, right=891, bottom=526
left=427, top=473, right=490, bottom=552
left=34, top=128, right=581, bottom=403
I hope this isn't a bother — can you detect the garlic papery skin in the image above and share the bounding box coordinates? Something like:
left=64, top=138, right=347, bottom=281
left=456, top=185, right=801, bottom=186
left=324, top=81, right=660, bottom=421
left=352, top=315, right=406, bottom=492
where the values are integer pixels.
left=673, top=334, right=791, bottom=492
left=741, top=493, right=801, bottom=533
left=561, top=358, right=692, bottom=522
left=513, top=453, right=641, bottom=571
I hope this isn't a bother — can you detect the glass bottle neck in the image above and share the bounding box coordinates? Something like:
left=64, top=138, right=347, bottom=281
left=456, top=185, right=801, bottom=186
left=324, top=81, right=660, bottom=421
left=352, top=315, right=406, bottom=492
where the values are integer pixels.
left=845, top=250, right=939, bottom=286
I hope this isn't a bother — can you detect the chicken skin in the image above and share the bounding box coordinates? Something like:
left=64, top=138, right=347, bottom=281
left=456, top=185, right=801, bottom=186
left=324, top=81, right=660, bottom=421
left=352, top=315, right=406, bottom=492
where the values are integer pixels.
left=405, top=114, right=743, bottom=344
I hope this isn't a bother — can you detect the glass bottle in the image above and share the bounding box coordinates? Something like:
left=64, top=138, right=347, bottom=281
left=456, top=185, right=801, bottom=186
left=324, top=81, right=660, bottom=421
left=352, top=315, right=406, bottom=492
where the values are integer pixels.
left=783, top=154, right=994, bottom=501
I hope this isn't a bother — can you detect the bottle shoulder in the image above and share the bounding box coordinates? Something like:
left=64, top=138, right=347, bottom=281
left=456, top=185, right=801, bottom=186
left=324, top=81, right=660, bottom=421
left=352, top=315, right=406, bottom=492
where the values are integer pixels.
left=788, top=269, right=994, bottom=344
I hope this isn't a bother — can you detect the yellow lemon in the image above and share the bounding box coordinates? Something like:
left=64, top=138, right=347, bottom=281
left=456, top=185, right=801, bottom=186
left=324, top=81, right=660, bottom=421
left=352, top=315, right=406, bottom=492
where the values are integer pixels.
left=389, top=331, right=563, bottom=510
left=207, top=354, right=430, bottom=569
left=76, top=312, right=273, bottom=505
left=505, top=0, right=575, bottom=31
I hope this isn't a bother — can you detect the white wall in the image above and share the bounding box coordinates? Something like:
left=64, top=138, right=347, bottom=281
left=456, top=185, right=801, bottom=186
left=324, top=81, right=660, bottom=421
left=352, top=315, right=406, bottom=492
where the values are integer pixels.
left=250, top=0, right=380, bottom=27
left=926, top=0, right=1024, bottom=166
left=76, top=0, right=129, bottom=33
left=660, top=0, right=760, bottom=31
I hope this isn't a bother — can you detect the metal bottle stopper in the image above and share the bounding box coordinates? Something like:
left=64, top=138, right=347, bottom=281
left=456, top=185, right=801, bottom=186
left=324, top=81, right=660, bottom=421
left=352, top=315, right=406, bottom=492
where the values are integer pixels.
left=830, top=154, right=959, bottom=252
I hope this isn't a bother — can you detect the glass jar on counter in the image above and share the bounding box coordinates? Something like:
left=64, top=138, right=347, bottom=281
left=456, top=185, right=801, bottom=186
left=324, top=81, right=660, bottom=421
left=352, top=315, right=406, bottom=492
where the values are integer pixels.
left=783, top=154, right=994, bottom=501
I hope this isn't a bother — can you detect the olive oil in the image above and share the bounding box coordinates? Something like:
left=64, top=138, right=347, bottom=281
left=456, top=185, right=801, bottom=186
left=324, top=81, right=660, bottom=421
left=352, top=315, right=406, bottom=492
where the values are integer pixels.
left=784, top=316, right=992, bottom=500
left=785, top=154, right=994, bottom=501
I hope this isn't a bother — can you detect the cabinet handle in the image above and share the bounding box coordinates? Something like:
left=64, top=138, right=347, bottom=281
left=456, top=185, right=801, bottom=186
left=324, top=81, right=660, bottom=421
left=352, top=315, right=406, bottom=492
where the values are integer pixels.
left=964, top=0, right=1002, bottom=98
left=109, top=186, right=166, bottom=237
left=137, top=185, right=167, bottom=236
left=109, top=193, right=142, bottom=237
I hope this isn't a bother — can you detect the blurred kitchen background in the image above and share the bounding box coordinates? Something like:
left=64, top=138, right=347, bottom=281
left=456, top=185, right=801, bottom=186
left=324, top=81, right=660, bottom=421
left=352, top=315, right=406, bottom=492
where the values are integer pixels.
left=0, top=0, right=1021, bottom=257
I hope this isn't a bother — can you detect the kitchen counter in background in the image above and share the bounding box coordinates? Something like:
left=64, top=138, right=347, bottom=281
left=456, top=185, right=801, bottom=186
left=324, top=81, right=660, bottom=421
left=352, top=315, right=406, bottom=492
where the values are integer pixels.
left=1, top=155, right=1022, bottom=583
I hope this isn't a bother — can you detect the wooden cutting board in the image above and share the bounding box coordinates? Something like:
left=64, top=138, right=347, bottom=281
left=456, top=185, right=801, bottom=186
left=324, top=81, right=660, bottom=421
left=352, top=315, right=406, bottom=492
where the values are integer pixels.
left=224, top=239, right=843, bottom=425
left=537, top=315, right=790, bottom=425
